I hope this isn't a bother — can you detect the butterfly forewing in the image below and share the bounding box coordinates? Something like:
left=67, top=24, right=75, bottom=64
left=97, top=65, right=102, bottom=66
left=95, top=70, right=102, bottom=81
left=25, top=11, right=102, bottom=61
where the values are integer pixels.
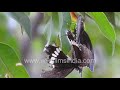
left=42, top=45, right=74, bottom=78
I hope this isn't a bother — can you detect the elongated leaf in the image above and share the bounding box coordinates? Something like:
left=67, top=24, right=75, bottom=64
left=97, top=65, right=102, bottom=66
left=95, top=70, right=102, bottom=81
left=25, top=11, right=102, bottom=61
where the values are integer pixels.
left=51, top=12, right=60, bottom=42
left=0, top=43, right=29, bottom=78
left=43, top=12, right=64, bottom=46
left=87, top=12, right=116, bottom=55
left=7, top=12, right=32, bottom=39
left=60, top=12, right=71, bottom=54
left=43, top=17, right=52, bottom=45
left=52, top=12, right=59, bottom=31
left=43, top=12, right=71, bottom=54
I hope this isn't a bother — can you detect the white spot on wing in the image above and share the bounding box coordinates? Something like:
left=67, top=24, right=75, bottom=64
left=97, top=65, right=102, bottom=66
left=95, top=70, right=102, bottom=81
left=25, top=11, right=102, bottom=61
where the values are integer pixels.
left=71, top=40, right=79, bottom=47
left=52, top=53, right=57, bottom=57
left=49, top=60, right=54, bottom=64
left=51, top=57, right=56, bottom=61
left=54, top=51, right=59, bottom=56
left=52, top=65, right=55, bottom=68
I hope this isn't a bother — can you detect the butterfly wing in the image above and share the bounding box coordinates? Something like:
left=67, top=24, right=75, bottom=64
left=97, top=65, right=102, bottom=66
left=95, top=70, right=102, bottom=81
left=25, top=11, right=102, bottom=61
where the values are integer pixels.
left=41, top=45, right=74, bottom=78
left=76, top=16, right=94, bottom=72
left=68, top=16, right=94, bottom=72
left=40, top=68, right=74, bottom=78
left=76, top=16, right=93, bottom=52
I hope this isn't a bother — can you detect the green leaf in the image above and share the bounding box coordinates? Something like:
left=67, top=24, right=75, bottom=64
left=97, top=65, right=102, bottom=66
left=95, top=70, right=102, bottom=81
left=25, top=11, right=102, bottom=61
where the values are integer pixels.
left=0, top=43, right=29, bottom=78
left=104, top=12, right=115, bottom=26
left=50, top=12, right=60, bottom=42
left=52, top=12, right=59, bottom=32
left=87, top=12, right=116, bottom=55
left=43, top=17, right=52, bottom=44
left=82, top=67, right=93, bottom=78
left=43, top=12, right=71, bottom=54
left=60, top=12, right=71, bottom=54
left=43, top=12, right=63, bottom=45
left=7, top=12, right=32, bottom=39
left=0, top=15, right=21, bottom=58
left=55, top=35, right=61, bottom=47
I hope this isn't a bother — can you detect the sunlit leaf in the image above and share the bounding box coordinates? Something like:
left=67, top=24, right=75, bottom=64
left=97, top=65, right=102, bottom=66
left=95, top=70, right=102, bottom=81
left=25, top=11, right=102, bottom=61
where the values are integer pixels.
left=87, top=12, right=116, bottom=55
left=0, top=43, right=29, bottom=78
left=60, top=12, right=71, bottom=54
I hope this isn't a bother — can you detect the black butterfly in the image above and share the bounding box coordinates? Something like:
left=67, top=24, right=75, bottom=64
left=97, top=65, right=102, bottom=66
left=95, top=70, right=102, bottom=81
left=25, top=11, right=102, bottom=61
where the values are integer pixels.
left=41, top=15, right=94, bottom=78
left=66, top=16, right=94, bottom=72
left=41, top=45, right=74, bottom=78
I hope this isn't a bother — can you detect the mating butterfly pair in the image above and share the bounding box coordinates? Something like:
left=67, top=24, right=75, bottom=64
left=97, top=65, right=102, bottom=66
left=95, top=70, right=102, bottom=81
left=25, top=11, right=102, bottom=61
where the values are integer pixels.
left=43, top=16, right=94, bottom=77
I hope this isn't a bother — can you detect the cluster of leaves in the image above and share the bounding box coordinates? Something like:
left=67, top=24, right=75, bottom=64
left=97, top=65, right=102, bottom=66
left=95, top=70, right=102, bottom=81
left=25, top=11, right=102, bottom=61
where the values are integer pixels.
left=0, top=12, right=116, bottom=78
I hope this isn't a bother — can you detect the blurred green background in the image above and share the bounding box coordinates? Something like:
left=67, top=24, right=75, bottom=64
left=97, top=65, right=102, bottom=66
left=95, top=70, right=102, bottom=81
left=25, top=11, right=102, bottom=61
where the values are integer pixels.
left=0, top=12, right=120, bottom=78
